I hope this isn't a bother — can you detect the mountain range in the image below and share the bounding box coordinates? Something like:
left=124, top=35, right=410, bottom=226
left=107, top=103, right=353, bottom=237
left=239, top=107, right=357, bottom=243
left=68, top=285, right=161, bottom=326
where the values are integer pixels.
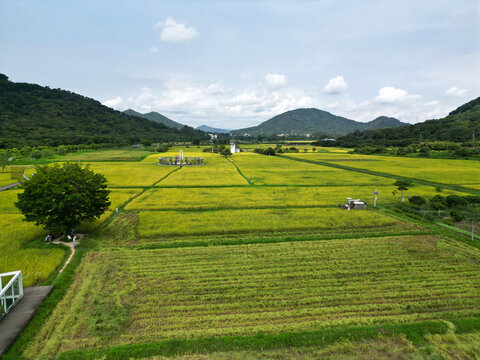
left=231, top=109, right=407, bottom=136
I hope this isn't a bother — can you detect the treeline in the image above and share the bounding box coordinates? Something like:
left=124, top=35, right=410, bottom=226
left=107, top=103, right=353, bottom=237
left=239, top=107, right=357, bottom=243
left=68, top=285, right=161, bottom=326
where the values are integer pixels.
left=0, top=74, right=208, bottom=148
left=0, top=143, right=115, bottom=161
left=349, top=142, right=480, bottom=158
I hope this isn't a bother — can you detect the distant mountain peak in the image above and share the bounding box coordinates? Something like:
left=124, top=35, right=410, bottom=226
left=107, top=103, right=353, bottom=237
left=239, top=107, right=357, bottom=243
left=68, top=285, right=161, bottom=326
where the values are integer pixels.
left=196, top=125, right=231, bottom=133
left=123, top=109, right=184, bottom=129
left=231, top=108, right=406, bottom=136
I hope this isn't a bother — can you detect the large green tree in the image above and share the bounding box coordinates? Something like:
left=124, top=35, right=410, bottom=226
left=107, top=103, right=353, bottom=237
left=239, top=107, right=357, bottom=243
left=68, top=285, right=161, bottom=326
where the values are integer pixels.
left=15, top=163, right=110, bottom=233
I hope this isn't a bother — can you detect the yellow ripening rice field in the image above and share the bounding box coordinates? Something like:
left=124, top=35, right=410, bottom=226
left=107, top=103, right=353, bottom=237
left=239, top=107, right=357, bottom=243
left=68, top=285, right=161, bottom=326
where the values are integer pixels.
left=286, top=152, right=480, bottom=187
left=24, top=235, right=480, bottom=358
left=0, top=171, right=15, bottom=186
left=75, top=189, right=142, bottom=232
left=0, top=214, right=65, bottom=287
left=125, top=185, right=462, bottom=211
left=137, top=208, right=400, bottom=237
left=230, top=153, right=392, bottom=186
left=159, top=155, right=248, bottom=186
left=83, top=162, right=175, bottom=187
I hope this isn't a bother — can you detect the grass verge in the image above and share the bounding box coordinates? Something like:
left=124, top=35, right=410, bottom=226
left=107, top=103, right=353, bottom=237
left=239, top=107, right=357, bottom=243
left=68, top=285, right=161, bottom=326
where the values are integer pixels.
left=56, top=318, right=480, bottom=360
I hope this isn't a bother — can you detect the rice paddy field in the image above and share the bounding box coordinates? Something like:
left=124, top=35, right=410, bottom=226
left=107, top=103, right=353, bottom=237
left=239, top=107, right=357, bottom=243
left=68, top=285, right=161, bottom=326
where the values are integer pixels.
left=3, top=148, right=480, bottom=359
left=286, top=152, right=480, bottom=188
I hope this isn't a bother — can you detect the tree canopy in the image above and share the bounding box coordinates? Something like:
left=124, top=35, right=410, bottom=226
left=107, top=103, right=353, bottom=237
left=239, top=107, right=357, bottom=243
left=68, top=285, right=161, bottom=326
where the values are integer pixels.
left=15, top=163, right=110, bottom=233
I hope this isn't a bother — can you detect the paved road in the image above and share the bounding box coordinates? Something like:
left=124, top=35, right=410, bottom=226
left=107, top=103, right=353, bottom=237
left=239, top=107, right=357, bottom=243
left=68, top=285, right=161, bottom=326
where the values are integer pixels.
left=0, top=182, right=20, bottom=192
left=0, top=286, right=53, bottom=357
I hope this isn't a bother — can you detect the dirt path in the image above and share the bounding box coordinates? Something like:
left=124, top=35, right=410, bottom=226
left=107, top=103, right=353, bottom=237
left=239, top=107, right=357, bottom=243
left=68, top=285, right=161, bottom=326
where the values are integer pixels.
left=0, top=182, right=20, bottom=191
left=51, top=234, right=83, bottom=275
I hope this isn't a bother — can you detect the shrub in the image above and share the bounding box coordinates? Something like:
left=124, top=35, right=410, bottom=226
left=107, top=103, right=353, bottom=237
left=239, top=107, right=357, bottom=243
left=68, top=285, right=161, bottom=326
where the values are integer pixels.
left=157, top=144, right=170, bottom=153
left=264, top=147, right=276, bottom=156
left=409, top=196, right=426, bottom=207
left=220, top=148, right=232, bottom=156
left=446, top=195, right=467, bottom=208
left=30, top=150, right=42, bottom=160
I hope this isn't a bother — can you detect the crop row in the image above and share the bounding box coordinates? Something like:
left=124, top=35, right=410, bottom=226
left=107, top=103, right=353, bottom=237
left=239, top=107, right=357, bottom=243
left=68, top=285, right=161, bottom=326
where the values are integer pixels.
left=25, top=235, right=480, bottom=355
left=125, top=184, right=462, bottom=211
left=137, top=207, right=400, bottom=237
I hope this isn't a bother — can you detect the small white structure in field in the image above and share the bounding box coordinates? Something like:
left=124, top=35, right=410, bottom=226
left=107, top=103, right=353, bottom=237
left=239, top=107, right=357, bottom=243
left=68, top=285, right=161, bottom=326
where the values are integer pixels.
left=230, top=140, right=240, bottom=153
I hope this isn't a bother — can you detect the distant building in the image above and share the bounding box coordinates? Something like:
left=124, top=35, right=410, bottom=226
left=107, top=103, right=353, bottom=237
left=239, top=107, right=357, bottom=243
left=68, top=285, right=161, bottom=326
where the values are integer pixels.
left=321, top=138, right=336, bottom=142
left=209, top=133, right=218, bottom=140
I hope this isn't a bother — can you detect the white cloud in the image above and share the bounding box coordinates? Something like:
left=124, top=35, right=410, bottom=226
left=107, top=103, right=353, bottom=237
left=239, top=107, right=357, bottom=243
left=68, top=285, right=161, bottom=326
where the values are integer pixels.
left=154, top=18, right=198, bottom=43
left=374, top=86, right=421, bottom=104
left=265, top=73, right=286, bottom=88
left=446, top=86, right=467, bottom=97
left=147, top=45, right=159, bottom=54
left=323, top=76, right=348, bottom=94
left=103, top=96, right=125, bottom=109
left=103, top=76, right=452, bottom=128
left=102, top=76, right=317, bottom=128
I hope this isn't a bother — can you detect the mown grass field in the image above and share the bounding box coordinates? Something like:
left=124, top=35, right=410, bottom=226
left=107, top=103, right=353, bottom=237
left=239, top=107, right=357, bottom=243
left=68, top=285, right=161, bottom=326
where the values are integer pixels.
left=4, top=148, right=480, bottom=360
left=24, top=235, right=480, bottom=358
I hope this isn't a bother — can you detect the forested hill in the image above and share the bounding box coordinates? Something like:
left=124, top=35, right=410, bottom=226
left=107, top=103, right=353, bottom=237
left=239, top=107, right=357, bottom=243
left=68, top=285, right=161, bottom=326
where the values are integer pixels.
left=0, top=74, right=207, bottom=148
left=123, top=109, right=184, bottom=129
left=337, top=97, right=480, bottom=146
left=231, top=108, right=406, bottom=136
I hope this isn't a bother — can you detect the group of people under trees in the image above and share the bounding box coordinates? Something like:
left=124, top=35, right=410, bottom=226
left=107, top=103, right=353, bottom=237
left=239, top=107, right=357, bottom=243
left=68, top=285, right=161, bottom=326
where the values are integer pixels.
left=44, top=229, right=78, bottom=248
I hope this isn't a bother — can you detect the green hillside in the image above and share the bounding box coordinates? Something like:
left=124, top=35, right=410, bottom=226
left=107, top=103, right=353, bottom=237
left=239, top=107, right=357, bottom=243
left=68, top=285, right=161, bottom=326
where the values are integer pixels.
left=338, top=97, right=480, bottom=146
left=231, top=108, right=405, bottom=136
left=123, top=109, right=184, bottom=129
left=0, top=74, right=207, bottom=148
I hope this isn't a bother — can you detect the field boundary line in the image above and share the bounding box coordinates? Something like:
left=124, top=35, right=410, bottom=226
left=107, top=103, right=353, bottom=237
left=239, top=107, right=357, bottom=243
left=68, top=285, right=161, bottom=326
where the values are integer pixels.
left=121, top=230, right=433, bottom=250
left=56, top=318, right=480, bottom=360
left=279, top=155, right=480, bottom=195
left=125, top=204, right=338, bottom=212
left=226, top=157, right=253, bottom=185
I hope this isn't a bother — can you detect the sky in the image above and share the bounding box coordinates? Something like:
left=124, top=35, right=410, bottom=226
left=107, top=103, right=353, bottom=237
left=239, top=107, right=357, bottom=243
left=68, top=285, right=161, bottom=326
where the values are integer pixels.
left=0, top=0, right=479, bottom=129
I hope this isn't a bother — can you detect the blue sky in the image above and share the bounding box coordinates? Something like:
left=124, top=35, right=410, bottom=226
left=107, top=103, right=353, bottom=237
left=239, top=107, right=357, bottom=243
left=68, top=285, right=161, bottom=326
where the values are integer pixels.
left=1, top=0, right=478, bottom=129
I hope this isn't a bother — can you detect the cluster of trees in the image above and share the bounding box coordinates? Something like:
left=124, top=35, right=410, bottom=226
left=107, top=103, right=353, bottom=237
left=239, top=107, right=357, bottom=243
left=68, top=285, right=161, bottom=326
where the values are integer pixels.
left=203, top=144, right=232, bottom=156
left=253, top=147, right=276, bottom=155
left=407, top=194, right=480, bottom=240
left=0, top=74, right=208, bottom=148
left=0, top=143, right=117, bottom=164
left=350, top=142, right=479, bottom=158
